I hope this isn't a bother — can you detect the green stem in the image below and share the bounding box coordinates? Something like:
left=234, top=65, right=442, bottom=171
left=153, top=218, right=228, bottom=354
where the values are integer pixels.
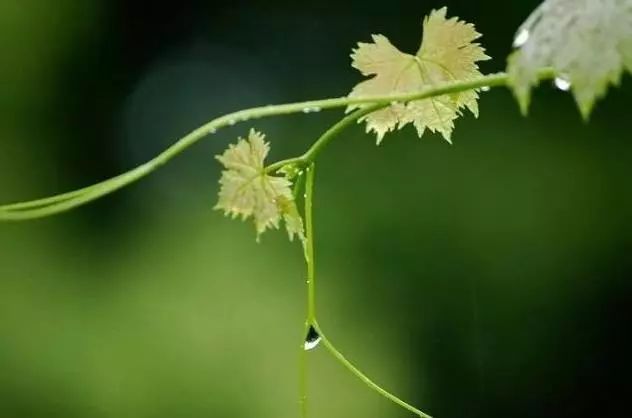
left=2, top=183, right=99, bottom=211
left=305, top=163, right=317, bottom=322
left=0, top=163, right=153, bottom=220
left=298, top=163, right=317, bottom=418
left=299, top=321, right=309, bottom=418
left=301, top=106, right=381, bottom=163
left=314, top=322, right=433, bottom=418
left=0, top=69, right=556, bottom=221
left=301, top=162, right=429, bottom=417
left=0, top=165, right=155, bottom=212
left=266, top=107, right=378, bottom=175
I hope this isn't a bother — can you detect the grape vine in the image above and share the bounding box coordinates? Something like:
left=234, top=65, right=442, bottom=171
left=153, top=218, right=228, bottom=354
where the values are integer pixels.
left=1, top=1, right=630, bottom=416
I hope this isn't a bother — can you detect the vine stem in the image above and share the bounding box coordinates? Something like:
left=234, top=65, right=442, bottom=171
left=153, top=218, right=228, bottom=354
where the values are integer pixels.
left=0, top=69, right=556, bottom=221
left=265, top=105, right=380, bottom=174
left=305, top=163, right=317, bottom=323
left=314, top=322, right=433, bottom=418
left=299, top=322, right=308, bottom=418
left=301, top=162, right=431, bottom=417
left=299, top=162, right=317, bottom=418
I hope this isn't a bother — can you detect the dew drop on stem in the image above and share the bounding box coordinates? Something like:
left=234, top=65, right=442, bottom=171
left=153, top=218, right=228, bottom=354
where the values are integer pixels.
left=554, top=76, right=571, bottom=91
left=304, top=325, right=321, bottom=351
left=513, top=29, right=530, bottom=48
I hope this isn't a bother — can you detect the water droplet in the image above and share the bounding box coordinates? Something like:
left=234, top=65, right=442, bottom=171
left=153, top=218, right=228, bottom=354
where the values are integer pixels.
left=303, top=193, right=307, bottom=199
left=513, top=29, right=530, bottom=48
left=553, top=76, right=571, bottom=91
left=302, top=106, right=322, bottom=114
left=304, top=325, right=321, bottom=351
left=228, top=119, right=236, bottom=126
left=480, top=86, right=490, bottom=92
left=209, top=128, right=217, bottom=134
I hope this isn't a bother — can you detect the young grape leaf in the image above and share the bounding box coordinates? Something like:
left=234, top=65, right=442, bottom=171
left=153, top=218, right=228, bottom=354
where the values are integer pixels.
left=507, top=0, right=632, bottom=118
left=348, top=7, right=490, bottom=144
left=215, top=129, right=305, bottom=243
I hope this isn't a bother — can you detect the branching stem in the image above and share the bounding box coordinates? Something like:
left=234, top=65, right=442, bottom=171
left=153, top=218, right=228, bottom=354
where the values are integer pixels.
left=0, top=66, right=562, bottom=416
left=0, top=69, right=556, bottom=221
left=301, top=161, right=432, bottom=417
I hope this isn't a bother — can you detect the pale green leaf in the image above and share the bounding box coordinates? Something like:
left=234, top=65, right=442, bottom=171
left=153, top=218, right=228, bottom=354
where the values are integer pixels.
left=348, top=7, right=490, bottom=144
left=507, top=0, right=632, bottom=118
left=215, top=129, right=305, bottom=242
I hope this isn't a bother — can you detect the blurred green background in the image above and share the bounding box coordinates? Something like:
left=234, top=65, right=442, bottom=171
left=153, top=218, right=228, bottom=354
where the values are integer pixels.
left=1, top=1, right=631, bottom=417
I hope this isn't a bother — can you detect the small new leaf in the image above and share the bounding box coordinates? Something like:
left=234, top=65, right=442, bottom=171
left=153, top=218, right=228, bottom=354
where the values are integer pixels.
left=348, top=7, right=490, bottom=144
left=507, top=0, right=632, bottom=118
left=215, top=129, right=305, bottom=243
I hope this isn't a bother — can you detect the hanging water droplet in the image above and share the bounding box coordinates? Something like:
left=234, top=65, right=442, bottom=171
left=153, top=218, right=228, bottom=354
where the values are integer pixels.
left=480, top=86, right=490, bottom=92
left=512, top=29, right=530, bottom=48
left=553, top=76, right=571, bottom=91
left=304, top=325, right=321, bottom=351
left=209, top=128, right=217, bottom=134
left=311, top=106, right=322, bottom=113
left=228, top=119, right=236, bottom=126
